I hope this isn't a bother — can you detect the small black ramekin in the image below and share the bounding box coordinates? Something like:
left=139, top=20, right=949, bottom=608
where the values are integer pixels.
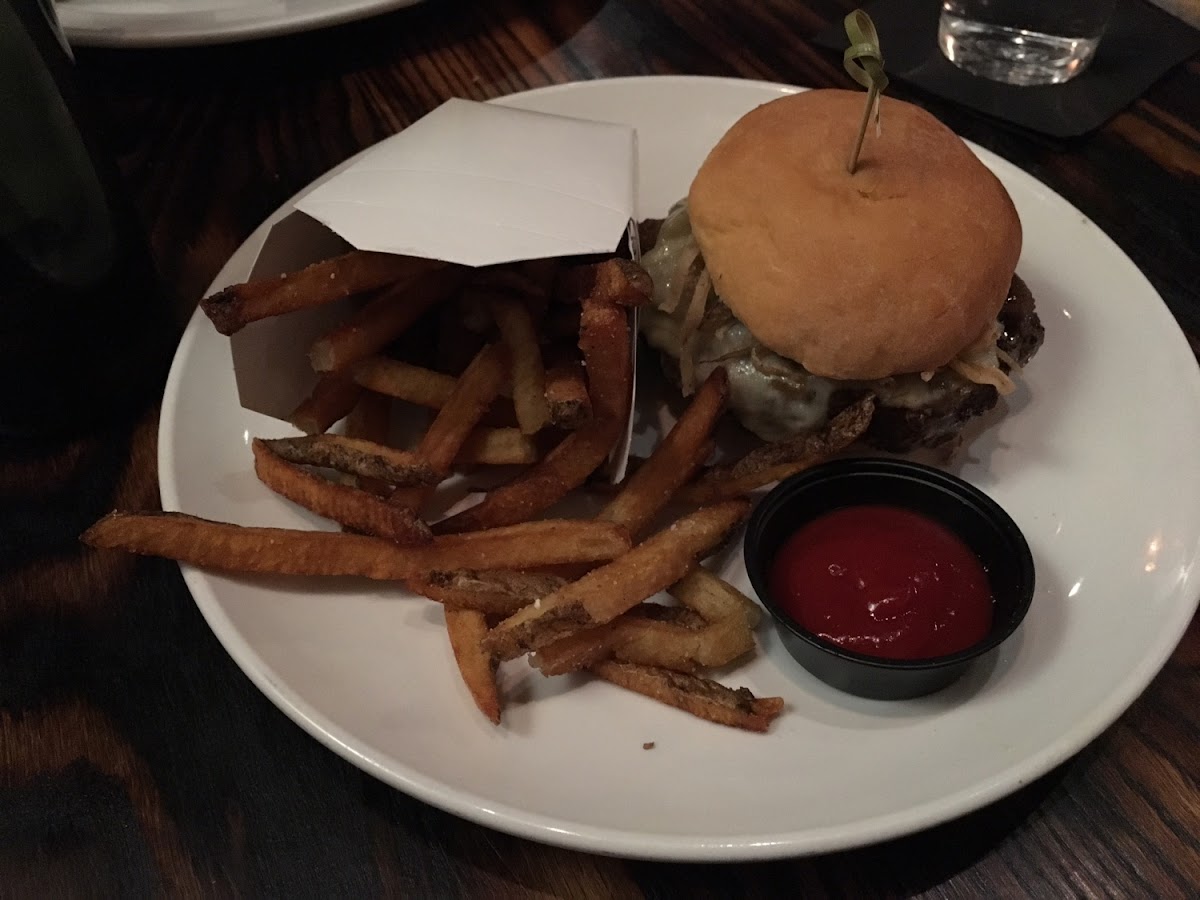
left=744, top=458, right=1035, bottom=700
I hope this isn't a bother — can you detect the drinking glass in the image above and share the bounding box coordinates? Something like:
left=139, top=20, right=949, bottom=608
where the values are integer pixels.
left=1, top=0, right=174, bottom=437
left=938, top=0, right=1117, bottom=86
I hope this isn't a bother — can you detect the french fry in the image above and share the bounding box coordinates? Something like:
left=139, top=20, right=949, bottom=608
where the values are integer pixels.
left=352, top=356, right=457, bottom=409
left=389, top=344, right=510, bottom=513
left=82, top=512, right=631, bottom=579
left=489, top=296, right=550, bottom=435
left=670, top=569, right=762, bottom=629
left=589, top=661, right=784, bottom=733
left=612, top=612, right=753, bottom=671
left=199, top=251, right=441, bottom=336
left=259, top=435, right=438, bottom=486
left=288, top=374, right=363, bottom=435
left=454, top=428, right=539, bottom=466
left=543, top=359, right=592, bottom=429
left=679, top=396, right=876, bottom=504
left=310, top=265, right=467, bottom=373
left=351, top=357, right=516, bottom=429
left=436, top=298, right=631, bottom=533
left=412, top=343, right=510, bottom=476
left=531, top=619, right=618, bottom=676
left=445, top=608, right=501, bottom=725
left=252, top=440, right=432, bottom=543
left=535, top=600, right=748, bottom=676
left=640, top=604, right=709, bottom=629
left=409, top=570, right=568, bottom=617
left=343, top=392, right=394, bottom=497
left=599, top=367, right=728, bottom=538
left=483, top=500, right=749, bottom=661
left=534, top=603, right=753, bottom=676
left=556, top=258, right=654, bottom=308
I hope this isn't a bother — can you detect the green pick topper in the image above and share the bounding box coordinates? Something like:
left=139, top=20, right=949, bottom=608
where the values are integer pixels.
left=843, top=9, right=889, bottom=174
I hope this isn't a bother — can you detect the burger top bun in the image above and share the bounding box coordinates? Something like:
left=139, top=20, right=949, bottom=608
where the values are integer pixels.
left=687, top=89, right=1023, bottom=381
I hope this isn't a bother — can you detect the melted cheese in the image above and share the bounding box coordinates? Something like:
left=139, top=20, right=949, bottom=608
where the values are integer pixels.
left=639, top=201, right=1008, bottom=441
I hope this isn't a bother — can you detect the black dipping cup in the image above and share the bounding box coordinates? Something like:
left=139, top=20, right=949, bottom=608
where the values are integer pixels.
left=744, top=458, right=1035, bottom=700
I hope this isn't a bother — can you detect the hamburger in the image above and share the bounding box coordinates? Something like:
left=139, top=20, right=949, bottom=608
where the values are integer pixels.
left=639, top=89, right=1044, bottom=453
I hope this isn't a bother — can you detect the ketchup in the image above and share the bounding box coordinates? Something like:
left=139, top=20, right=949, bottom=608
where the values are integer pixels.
left=768, top=505, right=992, bottom=660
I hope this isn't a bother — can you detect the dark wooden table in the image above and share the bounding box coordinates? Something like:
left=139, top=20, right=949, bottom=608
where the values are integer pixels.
left=3, top=1, right=1199, bottom=896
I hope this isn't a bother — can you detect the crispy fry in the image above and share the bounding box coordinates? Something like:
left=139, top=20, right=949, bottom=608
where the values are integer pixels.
left=589, top=661, right=784, bottom=733
left=531, top=619, right=618, bottom=676
left=445, top=608, right=501, bottom=725
left=600, top=367, right=728, bottom=538
left=351, top=357, right=516, bottom=430
left=613, top=612, right=753, bottom=671
left=543, top=359, right=592, bottom=429
left=455, top=428, right=539, bottom=466
left=310, top=265, right=466, bottom=373
left=679, top=396, right=875, bottom=504
left=640, top=604, right=709, bottom=629
left=483, top=500, right=749, bottom=661
left=534, top=602, right=753, bottom=676
left=82, top=512, right=630, bottom=578
left=556, top=258, right=654, bottom=308
left=200, top=251, right=441, bottom=336
left=259, top=435, right=437, bottom=486
left=252, top=440, right=432, bottom=543
left=288, top=374, right=363, bottom=435
left=576, top=298, right=636, bottom=422
left=414, top=343, right=510, bottom=476
left=489, top=296, right=550, bottom=434
left=436, top=299, right=631, bottom=533
left=352, top=356, right=457, bottom=408
left=670, top=569, right=762, bottom=629
left=389, top=344, right=510, bottom=512
left=410, top=570, right=567, bottom=616
left=343, top=392, right=394, bottom=496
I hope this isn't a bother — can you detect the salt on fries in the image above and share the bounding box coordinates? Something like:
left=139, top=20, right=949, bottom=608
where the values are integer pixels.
left=85, top=245, right=879, bottom=733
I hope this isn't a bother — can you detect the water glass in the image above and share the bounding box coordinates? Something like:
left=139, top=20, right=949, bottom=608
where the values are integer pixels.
left=938, top=0, right=1117, bottom=86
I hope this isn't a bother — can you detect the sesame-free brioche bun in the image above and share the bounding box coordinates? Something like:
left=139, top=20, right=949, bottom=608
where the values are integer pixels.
left=687, top=89, right=1022, bottom=380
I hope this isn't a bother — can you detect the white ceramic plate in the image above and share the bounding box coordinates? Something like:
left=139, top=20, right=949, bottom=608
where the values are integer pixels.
left=159, top=76, right=1200, bottom=861
left=55, top=0, right=424, bottom=48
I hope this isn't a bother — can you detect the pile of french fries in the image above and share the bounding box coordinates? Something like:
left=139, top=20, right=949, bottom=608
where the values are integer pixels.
left=84, top=247, right=876, bottom=732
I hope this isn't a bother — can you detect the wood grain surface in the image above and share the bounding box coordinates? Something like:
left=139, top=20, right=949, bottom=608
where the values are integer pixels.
left=2, top=1, right=1198, bottom=896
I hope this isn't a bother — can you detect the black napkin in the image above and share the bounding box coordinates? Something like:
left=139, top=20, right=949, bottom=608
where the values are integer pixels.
left=814, top=0, right=1200, bottom=137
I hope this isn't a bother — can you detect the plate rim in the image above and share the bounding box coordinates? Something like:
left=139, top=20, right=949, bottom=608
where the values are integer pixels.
left=158, top=74, right=1200, bottom=861
left=56, top=0, right=426, bottom=48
